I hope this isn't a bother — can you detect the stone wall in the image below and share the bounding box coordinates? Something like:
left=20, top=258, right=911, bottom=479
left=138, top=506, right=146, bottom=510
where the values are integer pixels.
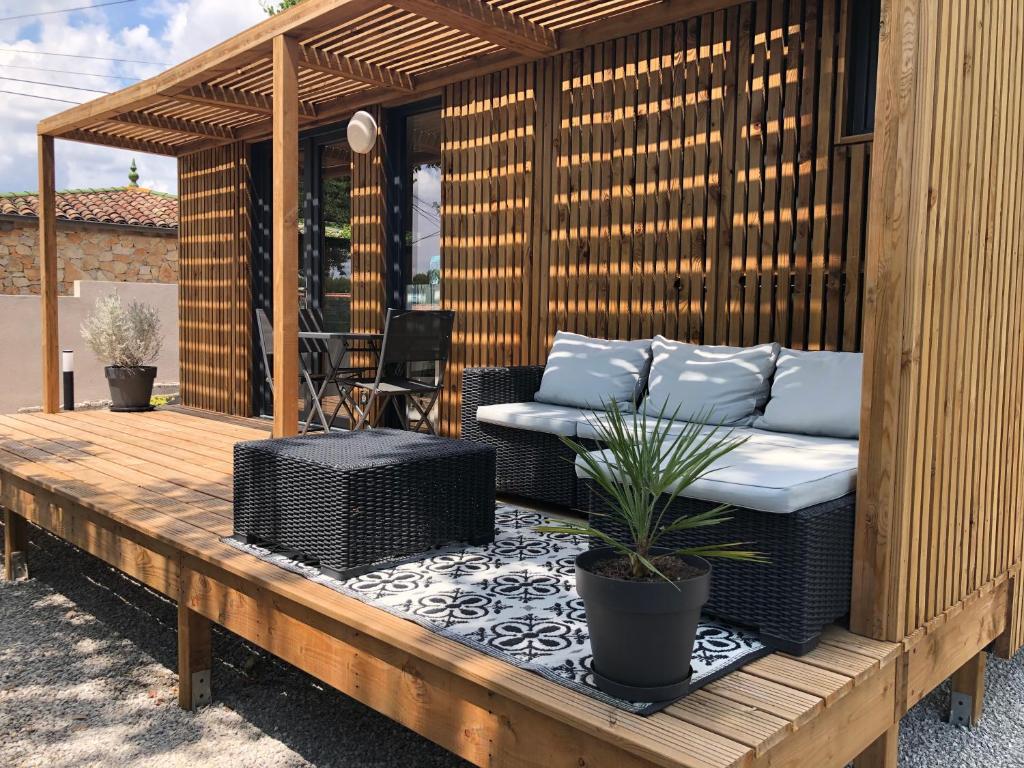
left=0, top=217, right=178, bottom=295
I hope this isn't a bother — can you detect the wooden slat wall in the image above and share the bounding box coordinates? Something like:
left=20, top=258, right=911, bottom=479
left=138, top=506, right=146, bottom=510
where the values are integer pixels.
left=439, top=0, right=869, bottom=434
left=853, top=0, right=1024, bottom=643
left=350, top=104, right=389, bottom=347
left=442, top=64, right=534, bottom=425
left=178, top=143, right=253, bottom=416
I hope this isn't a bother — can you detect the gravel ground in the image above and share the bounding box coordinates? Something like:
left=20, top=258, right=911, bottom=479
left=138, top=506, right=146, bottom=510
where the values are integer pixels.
left=2, top=523, right=1022, bottom=767
left=0, top=524, right=467, bottom=768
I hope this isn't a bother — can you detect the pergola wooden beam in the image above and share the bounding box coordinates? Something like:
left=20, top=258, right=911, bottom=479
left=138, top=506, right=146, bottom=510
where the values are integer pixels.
left=38, top=134, right=59, bottom=414
left=111, top=113, right=236, bottom=142
left=272, top=34, right=300, bottom=438
left=36, top=0, right=381, bottom=137
left=174, top=84, right=317, bottom=121
left=386, top=0, right=557, bottom=55
left=297, top=44, right=415, bottom=91
left=62, top=129, right=180, bottom=157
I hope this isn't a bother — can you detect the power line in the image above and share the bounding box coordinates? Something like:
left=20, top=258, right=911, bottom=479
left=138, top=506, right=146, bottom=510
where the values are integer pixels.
left=0, top=75, right=110, bottom=94
left=0, top=47, right=166, bottom=66
left=0, top=0, right=138, bottom=23
left=0, top=88, right=80, bottom=104
left=0, top=63, right=139, bottom=81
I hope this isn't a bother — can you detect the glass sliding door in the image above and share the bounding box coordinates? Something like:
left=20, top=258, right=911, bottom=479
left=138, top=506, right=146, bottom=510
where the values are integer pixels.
left=251, top=128, right=354, bottom=421
left=318, top=141, right=352, bottom=333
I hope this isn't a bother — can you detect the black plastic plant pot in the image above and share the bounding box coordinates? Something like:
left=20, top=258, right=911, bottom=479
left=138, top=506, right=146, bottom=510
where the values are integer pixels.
left=105, top=366, right=157, bottom=412
left=575, top=546, right=711, bottom=702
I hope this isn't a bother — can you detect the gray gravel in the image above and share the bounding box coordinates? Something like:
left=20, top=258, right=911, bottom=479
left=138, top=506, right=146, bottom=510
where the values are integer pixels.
left=1, top=524, right=467, bottom=768
left=2, top=523, right=1022, bottom=767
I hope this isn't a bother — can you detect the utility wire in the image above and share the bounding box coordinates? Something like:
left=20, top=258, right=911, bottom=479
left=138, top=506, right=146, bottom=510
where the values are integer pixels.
left=0, top=47, right=166, bottom=66
left=0, top=88, right=80, bottom=104
left=0, top=0, right=137, bottom=23
left=0, top=75, right=109, bottom=94
left=0, top=63, right=139, bottom=81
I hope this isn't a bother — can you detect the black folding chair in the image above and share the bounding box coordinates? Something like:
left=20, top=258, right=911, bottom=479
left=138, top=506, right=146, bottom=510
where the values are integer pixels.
left=255, top=308, right=331, bottom=434
left=336, top=309, right=455, bottom=434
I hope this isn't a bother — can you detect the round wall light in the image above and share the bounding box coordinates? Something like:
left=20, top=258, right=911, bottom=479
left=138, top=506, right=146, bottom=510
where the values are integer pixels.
left=347, top=110, right=379, bottom=154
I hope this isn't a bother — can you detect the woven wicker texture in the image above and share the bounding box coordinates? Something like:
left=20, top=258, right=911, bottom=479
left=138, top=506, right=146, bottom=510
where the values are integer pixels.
left=233, top=429, right=496, bottom=576
left=460, top=366, right=580, bottom=508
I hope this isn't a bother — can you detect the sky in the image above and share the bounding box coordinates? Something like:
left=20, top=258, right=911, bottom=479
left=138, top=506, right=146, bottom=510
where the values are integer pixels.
left=0, top=0, right=268, bottom=195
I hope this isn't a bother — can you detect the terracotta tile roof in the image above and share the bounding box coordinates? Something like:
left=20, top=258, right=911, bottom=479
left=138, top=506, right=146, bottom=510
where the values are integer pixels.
left=0, top=187, right=178, bottom=230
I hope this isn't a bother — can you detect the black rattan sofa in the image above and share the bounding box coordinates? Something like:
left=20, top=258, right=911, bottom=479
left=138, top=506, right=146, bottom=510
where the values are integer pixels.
left=461, top=365, right=579, bottom=507
left=460, top=363, right=858, bottom=655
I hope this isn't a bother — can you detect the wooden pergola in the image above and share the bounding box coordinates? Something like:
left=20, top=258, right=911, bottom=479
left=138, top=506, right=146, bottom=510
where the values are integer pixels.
left=36, top=0, right=726, bottom=436
left=27, top=1, right=1024, bottom=765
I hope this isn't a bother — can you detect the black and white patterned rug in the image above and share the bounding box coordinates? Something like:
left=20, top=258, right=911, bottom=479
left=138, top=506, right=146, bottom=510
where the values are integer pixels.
left=224, top=505, right=768, bottom=715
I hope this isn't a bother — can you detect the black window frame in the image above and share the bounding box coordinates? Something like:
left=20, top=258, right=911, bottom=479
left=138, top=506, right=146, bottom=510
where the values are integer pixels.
left=842, top=0, right=882, bottom=139
left=386, top=97, right=443, bottom=311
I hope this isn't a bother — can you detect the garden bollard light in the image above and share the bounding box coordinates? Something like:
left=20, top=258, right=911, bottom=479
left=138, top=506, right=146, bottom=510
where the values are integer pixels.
left=62, top=349, right=75, bottom=412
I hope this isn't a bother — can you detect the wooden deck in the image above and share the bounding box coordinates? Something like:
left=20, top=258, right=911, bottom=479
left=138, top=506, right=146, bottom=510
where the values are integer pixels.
left=0, top=409, right=901, bottom=768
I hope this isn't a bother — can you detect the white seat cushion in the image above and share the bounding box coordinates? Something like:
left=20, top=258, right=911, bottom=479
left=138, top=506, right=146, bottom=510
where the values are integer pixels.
left=575, top=412, right=726, bottom=442
left=477, top=402, right=595, bottom=438
left=534, top=331, right=653, bottom=412
left=645, top=337, right=780, bottom=426
left=575, top=428, right=859, bottom=514
left=754, top=349, right=863, bottom=439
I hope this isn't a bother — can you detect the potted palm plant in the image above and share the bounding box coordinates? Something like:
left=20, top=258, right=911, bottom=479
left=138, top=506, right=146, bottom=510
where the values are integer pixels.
left=538, top=402, right=763, bottom=702
left=81, top=293, right=163, bottom=412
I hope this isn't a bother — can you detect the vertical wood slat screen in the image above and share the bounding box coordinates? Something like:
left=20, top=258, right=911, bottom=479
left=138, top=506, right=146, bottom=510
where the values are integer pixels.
left=855, top=0, right=1024, bottom=643
left=438, top=0, right=869, bottom=435
left=441, top=65, right=534, bottom=431
left=350, top=104, right=388, bottom=350
left=178, top=143, right=253, bottom=416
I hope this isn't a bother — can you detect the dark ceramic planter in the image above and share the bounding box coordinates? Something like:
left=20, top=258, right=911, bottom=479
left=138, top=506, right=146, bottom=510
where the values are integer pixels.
left=105, top=366, right=157, bottom=412
left=575, top=547, right=711, bottom=702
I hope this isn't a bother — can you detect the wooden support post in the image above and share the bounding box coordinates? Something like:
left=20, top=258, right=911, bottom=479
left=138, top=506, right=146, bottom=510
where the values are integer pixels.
left=950, top=651, right=986, bottom=727
left=177, top=598, right=212, bottom=710
left=3, top=508, right=29, bottom=581
left=38, top=134, right=59, bottom=414
left=272, top=34, right=300, bottom=438
left=852, top=724, right=898, bottom=768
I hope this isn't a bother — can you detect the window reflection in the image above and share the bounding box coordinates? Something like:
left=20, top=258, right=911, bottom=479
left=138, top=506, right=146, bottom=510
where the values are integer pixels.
left=320, top=142, right=352, bottom=332
left=403, top=110, right=442, bottom=310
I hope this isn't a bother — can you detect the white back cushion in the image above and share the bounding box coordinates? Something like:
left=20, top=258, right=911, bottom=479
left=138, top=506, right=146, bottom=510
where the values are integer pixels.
left=754, top=349, right=863, bottom=438
left=644, top=337, right=780, bottom=425
left=534, top=331, right=652, bottom=411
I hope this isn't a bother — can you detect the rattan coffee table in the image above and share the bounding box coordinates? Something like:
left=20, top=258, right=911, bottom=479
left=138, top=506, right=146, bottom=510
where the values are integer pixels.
left=232, top=428, right=496, bottom=578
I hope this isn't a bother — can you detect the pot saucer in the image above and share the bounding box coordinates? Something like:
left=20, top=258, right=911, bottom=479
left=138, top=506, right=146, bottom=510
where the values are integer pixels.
left=593, top=665, right=693, bottom=703
left=108, top=405, right=156, bottom=413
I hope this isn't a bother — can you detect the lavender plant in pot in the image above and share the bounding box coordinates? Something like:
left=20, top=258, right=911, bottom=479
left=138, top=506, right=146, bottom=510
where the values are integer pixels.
left=537, top=402, right=763, bottom=702
left=81, top=293, right=163, bottom=412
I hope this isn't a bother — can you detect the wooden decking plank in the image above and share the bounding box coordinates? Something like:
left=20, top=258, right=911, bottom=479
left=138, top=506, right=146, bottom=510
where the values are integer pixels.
left=741, top=655, right=853, bottom=704
left=0, top=416, right=233, bottom=514
left=0, top=442, right=230, bottom=539
left=704, top=671, right=823, bottom=726
left=146, top=409, right=272, bottom=440
left=30, top=411, right=236, bottom=479
left=0, top=410, right=904, bottom=768
left=90, top=409, right=259, bottom=448
left=67, top=410, right=241, bottom=466
left=0, top=434, right=229, bottom=525
left=781, top=643, right=880, bottom=684
left=819, top=627, right=900, bottom=666
left=0, top=411, right=755, bottom=768
left=7, top=413, right=235, bottom=494
left=666, top=689, right=791, bottom=756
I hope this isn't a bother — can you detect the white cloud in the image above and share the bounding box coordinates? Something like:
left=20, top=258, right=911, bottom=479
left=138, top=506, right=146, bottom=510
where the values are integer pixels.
left=0, top=0, right=267, bottom=195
